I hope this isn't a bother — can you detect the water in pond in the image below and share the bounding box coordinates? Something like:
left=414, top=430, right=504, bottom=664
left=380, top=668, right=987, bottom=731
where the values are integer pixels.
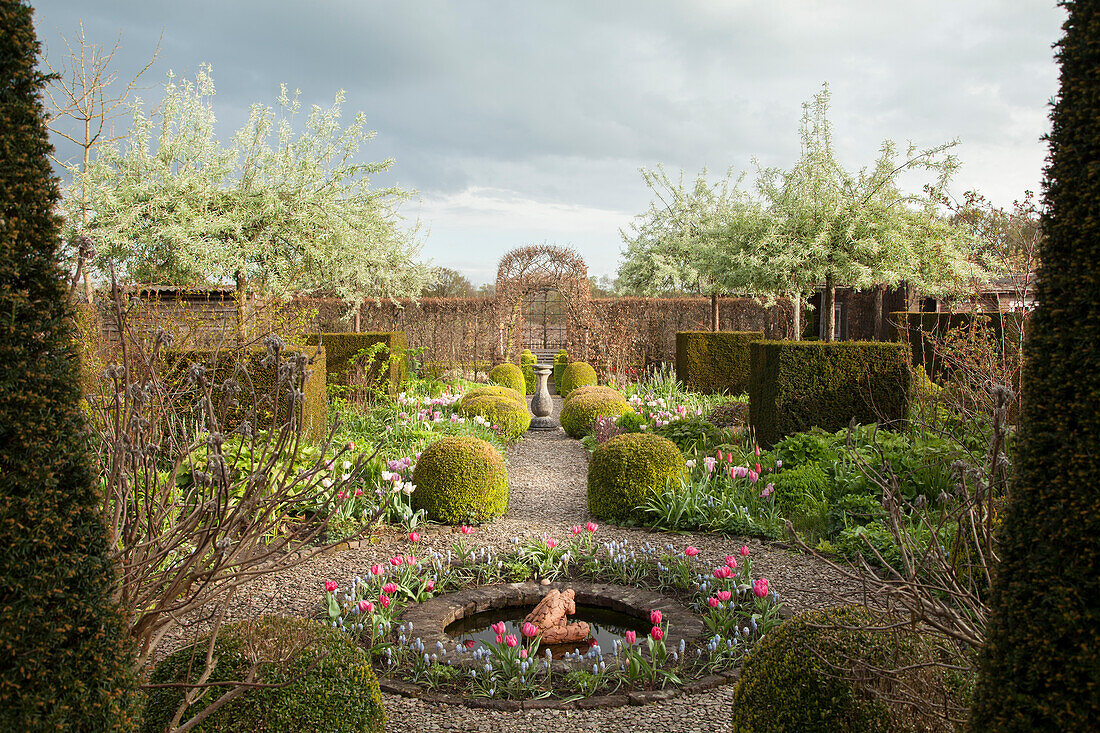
left=446, top=604, right=650, bottom=659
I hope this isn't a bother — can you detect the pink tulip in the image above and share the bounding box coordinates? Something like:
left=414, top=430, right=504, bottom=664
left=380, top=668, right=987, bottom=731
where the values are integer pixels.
left=505, top=634, right=518, bottom=648
left=358, top=600, right=374, bottom=613
left=717, top=590, right=732, bottom=602
left=405, top=555, right=417, bottom=565
left=684, top=546, right=699, bottom=557
left=776, top=459, right=783, bottom=469
left=650, top=610, right=662, bottom=625
left=571, top=525, right=583, bottom=535
left=379, top=595, right=391, bottom=609
left=714, top=566, right=732, bottom=579
left=370, top=564, right=383, bottom=576
left=740, top=545, right=750, bottom=557
left=748, top=470, right=759, bottom=483
left=495, top=634, right=504, bottom=644
left=324, top=580, right=338, bottom=592
left=707, top=597, right=720, bottom=608
left=755, top=463, right=761, bottom=474
left=460, top=525, right=476, bottom=535
left=382, top=582, right=397, bottom=595
left=704, top=456, right=717, bottom=473
left=717, top=449, right=723, bottom=461
left=586, top=522, right=598, bottom=533
left=464, top=639, right=476, bottom=650
left=522, top=622, right=538, bottom=638
left=624, top=630, right=637, bottom=644
left=390, top=556, right=403, bottom=566
left=650, top=626, right=664, bottom=641
left=425, top=579, right=435, bottom=591
left=408, top=532, right=420, bottom=543
left=546, top=538, right=558, bottom=549
left=520, top=649, right=528, bottom=659
left=753, top=578, right=770, bottom=598
left=754, top=445, right=761, bottom=457
left=725, top=555, right=737, bottom=569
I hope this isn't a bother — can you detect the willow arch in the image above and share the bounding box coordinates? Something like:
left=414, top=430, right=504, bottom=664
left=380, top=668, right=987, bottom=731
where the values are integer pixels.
left=495, top=245, right=592, bottom=362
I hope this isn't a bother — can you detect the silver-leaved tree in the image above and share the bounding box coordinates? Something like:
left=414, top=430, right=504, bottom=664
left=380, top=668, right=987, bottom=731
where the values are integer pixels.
left=65, top=64, right=434, bottom=339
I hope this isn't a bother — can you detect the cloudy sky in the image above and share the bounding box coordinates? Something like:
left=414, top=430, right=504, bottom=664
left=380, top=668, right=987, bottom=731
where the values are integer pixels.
left=33, top=1, right=1066, bottom=284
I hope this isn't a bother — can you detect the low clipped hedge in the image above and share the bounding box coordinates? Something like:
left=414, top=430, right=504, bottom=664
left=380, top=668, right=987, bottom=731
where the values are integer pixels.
left=731, top=606, right=939, bottom=733
left=553, top=349, right=569, bottom=394
left=560, top=391, right=634, bottom=438
left=161, top=347, right=328, bottom=443
left=459, top=395, right=531, bottom=441
left=304, top=332, right=405, bottom=396
left=675, top=330, right=763, bottom=395
left=488, top=363, right=526, bottom=394
left=462, top=384, right=526, bottom=405
left=143, top=616, right=385, bottom=733
left=560, top=361, right=597, bottom=398
left=748, top=341, right=911, bottom=447
left=411, top=436, right=509, bottom=524
left=520, top=349, right=536, bottom=394
left=587, top=433, right=686, bottom=523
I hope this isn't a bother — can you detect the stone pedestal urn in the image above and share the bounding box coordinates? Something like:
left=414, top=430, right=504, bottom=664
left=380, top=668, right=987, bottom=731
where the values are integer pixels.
left=529, top=364, right=556, bottom=430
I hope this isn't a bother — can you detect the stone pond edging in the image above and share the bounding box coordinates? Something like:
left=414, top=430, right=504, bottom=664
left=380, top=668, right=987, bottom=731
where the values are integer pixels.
left=376, top=580, right=743, bottom=710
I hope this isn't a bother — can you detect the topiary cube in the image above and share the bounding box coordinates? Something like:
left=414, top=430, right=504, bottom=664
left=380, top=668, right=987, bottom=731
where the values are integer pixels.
left=142, top=616, right=385, bottom=733
left=520, top=349, right=536, bottom=395
left=731, top=605, right=941, bottom=733
left=488, top=362, right=526, bottom=394
left=675, top=330, right=763, bottom=395
left=587, top=433, right=686, bottom=523
left=560, top=361, right=597, bottom=399
left=560, top=391, right=634, bottom=438
left=459, top=395, right=531, bottom=441
left=553, top=349, right=569, bottom=393
left=411, top=436, right=509, bottom=524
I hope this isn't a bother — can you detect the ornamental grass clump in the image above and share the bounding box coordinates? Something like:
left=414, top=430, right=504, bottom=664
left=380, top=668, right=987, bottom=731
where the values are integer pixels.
left=587, top=433, right=686, bottom=522
left=411, top=436, right=509, bottom=524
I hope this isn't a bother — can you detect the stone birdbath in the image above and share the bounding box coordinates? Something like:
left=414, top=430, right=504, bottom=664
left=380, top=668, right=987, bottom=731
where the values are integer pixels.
left=529, top=364, right=556, bottom=431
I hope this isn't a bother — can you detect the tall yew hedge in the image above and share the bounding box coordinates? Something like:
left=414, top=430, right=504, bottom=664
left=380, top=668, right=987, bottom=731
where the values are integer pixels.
left=971, top=2, right=1100, bottom=729
left=0, top=2, right=139, bottom=729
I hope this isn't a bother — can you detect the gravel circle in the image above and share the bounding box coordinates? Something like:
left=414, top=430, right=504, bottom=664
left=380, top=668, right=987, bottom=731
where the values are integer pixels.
left=163, top=395, right=858, bottom=732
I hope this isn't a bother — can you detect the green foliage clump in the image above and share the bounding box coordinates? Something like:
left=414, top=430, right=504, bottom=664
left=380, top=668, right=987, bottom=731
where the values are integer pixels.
left=488, top=362, right=526, bottom=394
left=972, top=8, right=1100, bottom=728
left=520, top=349, right=536, bottom=394
left=0, top=4, right=140, bottom=728
left=732, top=606, right=935, bottom=733
left=142, top=616, right=385, bottom=733
left=560, top=391, right=633, bottom=438
left=553, top=349, right=569, bottom=393
left=560, top=361, right=597, bottom=398
left=462, top=384, right=525, bottom=404
left=654, top=416, right=728, bottom=455
left=304, top=331, right=406, bottom=396
left=587, top=433, right=686, bottom=522
left=411, top=436, right=509, bottom=524
left=748, top=340, right=911, bottom=447
left=459, top=395, right=531, bottom=441
left=675, top=330, right=763, bottom=395
left=161, top=347, right=328, bottom=443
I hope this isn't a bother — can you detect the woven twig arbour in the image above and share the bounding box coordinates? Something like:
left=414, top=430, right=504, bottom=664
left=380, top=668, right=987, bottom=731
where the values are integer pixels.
left=495, top=245, right=594, bottom=363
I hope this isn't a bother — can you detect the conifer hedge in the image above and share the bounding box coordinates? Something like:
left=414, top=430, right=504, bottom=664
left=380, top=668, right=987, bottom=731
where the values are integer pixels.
left=675, top=330, right=763, bottom=394
left=0, top=2, right=140, bottom=728
left=971, top=2, right=1100, bottom=728
left=748, top=340, right=911, bottom=447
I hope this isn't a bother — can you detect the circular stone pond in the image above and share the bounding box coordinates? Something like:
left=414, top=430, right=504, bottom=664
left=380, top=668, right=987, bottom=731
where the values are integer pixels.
left=398, top=580, right=705, bottom=673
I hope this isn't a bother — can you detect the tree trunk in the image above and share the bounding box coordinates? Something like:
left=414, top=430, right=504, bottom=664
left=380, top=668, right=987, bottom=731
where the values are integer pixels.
left=824, top=275, right=836, bottom=341
left=235, top=269, right=248, bottom=345
left=711, top=293, right=719, bottom=332
left=791, top=293, right=801, bottom=341
left=873, top=283, right=886, bottom=340
left=354, top=308, right=361, bottom=333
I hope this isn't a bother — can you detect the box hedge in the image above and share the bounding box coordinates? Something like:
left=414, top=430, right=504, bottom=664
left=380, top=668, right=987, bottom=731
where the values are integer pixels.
left=520, top=349, right=536, bottom=394
left=748, top=341, right=911, bottom=447
left=675, top=330, right=763, bottom=395
left=411, top=435, right=509, bottom=524
left=161, top=347, right=327, bottom=443
left=553, top=349, right=569, bottom=394
left=890, top=312, right=1024, bottom=380
left=303, top=332, right=405, bottom=396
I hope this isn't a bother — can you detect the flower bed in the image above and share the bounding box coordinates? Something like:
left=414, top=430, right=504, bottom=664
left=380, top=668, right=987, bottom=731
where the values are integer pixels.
left=320, top=525, right=786, bottom=703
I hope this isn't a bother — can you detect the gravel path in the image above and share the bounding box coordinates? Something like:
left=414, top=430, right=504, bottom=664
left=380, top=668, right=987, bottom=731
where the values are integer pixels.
left=166, top=395, right=856, bottom=732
